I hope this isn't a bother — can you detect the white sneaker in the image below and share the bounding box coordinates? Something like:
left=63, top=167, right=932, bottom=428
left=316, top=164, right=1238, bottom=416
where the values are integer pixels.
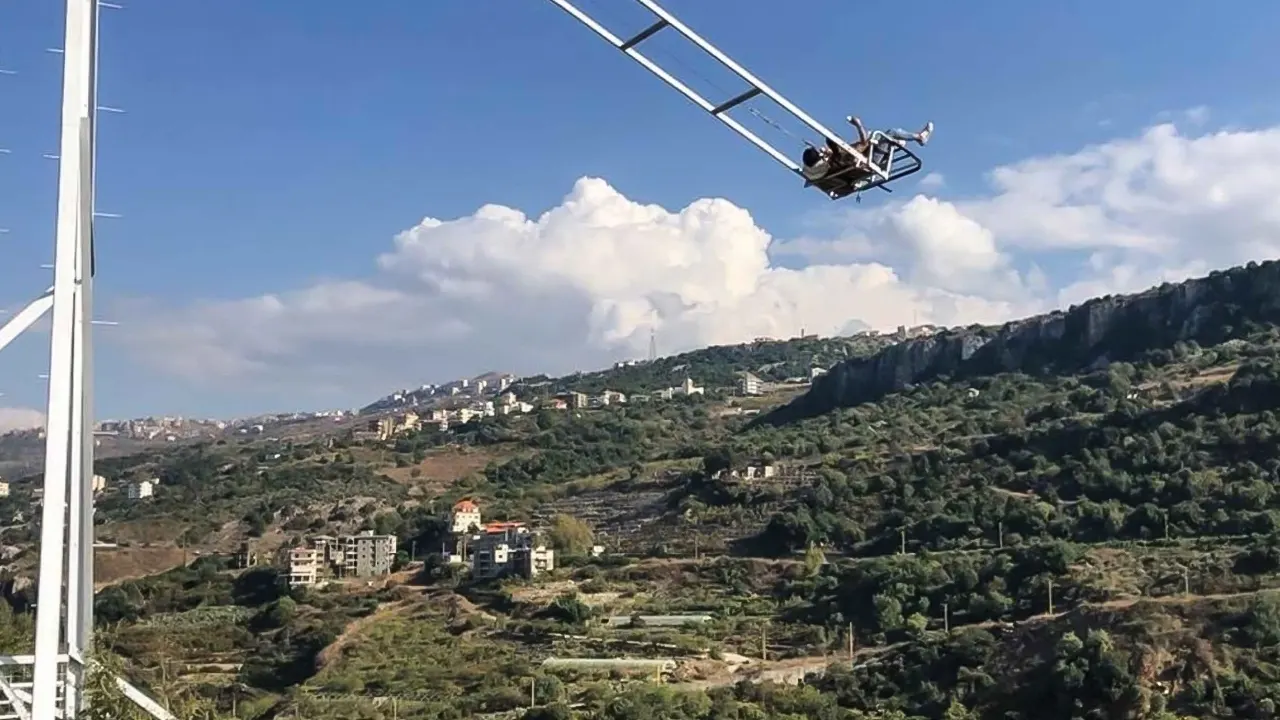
left=919, top=121, right=934, bottom=145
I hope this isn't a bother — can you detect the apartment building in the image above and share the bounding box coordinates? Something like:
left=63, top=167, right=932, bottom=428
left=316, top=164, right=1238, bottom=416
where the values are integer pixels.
left=288, top=546, right=322, bottom=587
left=471, top=521, right=555, bottom=580
left=285, top=531, right=398, bottom=587
left=738, top=373, right=762, bottom=396
left=342, top=531, right=398, bottom=577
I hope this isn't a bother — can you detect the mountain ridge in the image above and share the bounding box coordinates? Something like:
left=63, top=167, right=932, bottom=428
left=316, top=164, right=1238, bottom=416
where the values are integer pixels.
left=766, top=259, right=1280, bottom=424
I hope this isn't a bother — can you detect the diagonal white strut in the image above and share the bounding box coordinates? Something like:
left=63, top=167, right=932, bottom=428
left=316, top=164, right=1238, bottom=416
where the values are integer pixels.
left=0, top=291, right=54, bottom=355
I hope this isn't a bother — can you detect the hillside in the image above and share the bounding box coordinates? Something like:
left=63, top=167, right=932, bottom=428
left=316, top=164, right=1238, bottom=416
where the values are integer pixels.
left=7, top=262, right=1280, bottom=718
left=769, top=259, right=1280, bottom=424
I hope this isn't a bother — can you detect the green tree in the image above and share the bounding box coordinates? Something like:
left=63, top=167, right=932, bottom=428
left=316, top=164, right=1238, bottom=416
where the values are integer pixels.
left=803, top=543, right=826, bottom=577
left=548, top=514, right=595, bottom=556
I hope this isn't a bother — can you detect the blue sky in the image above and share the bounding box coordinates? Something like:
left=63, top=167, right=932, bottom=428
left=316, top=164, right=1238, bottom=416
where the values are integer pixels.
left=1, top=0, right=1278, bottom=422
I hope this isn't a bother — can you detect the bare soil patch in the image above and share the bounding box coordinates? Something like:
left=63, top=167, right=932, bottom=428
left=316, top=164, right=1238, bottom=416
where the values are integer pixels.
left=381, top=446, right=515, bottom=490
left=95, top=545, right=188, bottom=588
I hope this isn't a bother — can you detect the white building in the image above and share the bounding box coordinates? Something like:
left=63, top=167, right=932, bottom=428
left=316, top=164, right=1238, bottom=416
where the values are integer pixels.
left=738, top=373, right=762, bottom=396
left=288, top=546, right=322, bottom=587
left=0, top=479, right=8, bottom=498
left=285, top=531, right=398, bottom=587
left=679, top=377, right=704, bottom=396
left=126, top=480, right=155, bottom=500
left=471, top=522, right=555, bottom=580
left=451, top=499, right=482, bottom=535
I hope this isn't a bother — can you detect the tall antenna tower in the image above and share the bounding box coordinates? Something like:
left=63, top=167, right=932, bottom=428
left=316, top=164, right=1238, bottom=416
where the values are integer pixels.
left=0, top=1, right=166, bottom=717
left=648, top=328, right=657, bottom=362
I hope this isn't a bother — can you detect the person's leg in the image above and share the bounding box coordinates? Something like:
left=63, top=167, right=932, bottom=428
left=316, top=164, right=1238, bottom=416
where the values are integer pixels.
left=885, top=121, right=934, bottom=146
left=846, top=115, right=870, bottom=144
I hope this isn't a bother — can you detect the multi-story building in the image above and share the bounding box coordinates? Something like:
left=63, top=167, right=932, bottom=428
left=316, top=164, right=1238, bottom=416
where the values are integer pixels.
left=451, top=499, right=482, bottom=535
left=471, top=522, right=555, bottom=580
left=284, top=531, right=398, bottom=587
left=738, top=373, right=762, bottom=396
left=0, top=479, right=8, bottom=498
left=343, top=531, right=398, bottom=577
left=288, top=546, right=322, bottom=586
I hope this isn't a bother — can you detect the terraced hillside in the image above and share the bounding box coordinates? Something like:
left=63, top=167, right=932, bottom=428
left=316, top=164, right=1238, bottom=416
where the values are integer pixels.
left=7, top=262, right=1280, bottom=718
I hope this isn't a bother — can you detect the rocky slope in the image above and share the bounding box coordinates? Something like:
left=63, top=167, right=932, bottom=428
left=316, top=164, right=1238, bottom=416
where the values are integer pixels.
left=767, top=260, right=1280, bottom=423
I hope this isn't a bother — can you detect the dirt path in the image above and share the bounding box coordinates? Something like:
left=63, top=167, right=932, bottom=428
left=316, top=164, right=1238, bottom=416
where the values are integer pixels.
left=671, top=642, right=900, bottom=691
left=316, top=599, right=416, bottom=668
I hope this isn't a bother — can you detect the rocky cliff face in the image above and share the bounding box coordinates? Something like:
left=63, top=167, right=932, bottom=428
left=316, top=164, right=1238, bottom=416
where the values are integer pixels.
left=767, top=260, right=1280, bottom=423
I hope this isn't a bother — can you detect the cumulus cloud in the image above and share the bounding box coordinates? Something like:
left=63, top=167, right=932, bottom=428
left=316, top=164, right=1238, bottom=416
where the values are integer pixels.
left=111, top=119, right=1280, bottom=405
left=0, top=407, right=45, bottom=434
left=115, top=177, right=1028, bottom=397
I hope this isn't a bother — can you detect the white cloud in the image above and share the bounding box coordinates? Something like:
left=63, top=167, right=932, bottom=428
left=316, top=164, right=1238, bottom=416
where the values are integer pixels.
left=112, top=178, right=1029, bottom=399
left=918, top=172, right=945, bottom=190
left=111, top=120, right=1280, bottom=407
left=0, top=407, right=45, bottom=434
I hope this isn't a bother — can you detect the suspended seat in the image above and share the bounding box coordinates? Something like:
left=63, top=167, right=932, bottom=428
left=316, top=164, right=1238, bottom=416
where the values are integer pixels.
left=800, top=130, right=924, bottom=200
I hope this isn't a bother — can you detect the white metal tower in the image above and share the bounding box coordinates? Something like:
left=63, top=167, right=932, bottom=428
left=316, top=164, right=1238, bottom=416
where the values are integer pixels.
left=0, top=0, right=100, bottom=714
left=0, top=1, right=167, bottom=717
left=28, top=0, right=98, bottom=713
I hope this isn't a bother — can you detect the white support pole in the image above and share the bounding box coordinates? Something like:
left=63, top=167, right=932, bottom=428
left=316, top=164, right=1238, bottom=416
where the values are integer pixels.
left=542, top=0, right=804, bottom=173
left=633, top=0, right=885, bottom=180
left=30, top=0, right=97, bottom=718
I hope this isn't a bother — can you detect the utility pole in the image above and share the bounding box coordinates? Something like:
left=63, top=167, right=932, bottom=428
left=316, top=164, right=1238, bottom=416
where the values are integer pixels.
left=410, top=539, right=416, bottom=561
left=1047, top=578, right=1054, bottom=615
left=997, top=520, right=1004, bottom=549
left=1182, top=566, right=1190, bottom=595
left=530, top=678, right=536, bottom=707
left=1163, top=511, right=1170, bottom=541
left=761, top=624, right=768, bottom=661
left=943, top=602, right=949, bottom=633
left=847, top=622, right=854, bottom=661
left=899, top=527, right=906, bottom=556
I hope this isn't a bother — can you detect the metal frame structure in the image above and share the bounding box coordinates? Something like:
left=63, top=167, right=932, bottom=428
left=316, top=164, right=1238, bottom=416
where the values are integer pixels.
left=804, top=130, right=924, bottom=200
left=0, top=0, right=98, bottom=712
left=0, top=0, right=922, bottom=716
left=0, top=1, right=167, bottom=717
left=543, top=0, right=919, bottom=198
